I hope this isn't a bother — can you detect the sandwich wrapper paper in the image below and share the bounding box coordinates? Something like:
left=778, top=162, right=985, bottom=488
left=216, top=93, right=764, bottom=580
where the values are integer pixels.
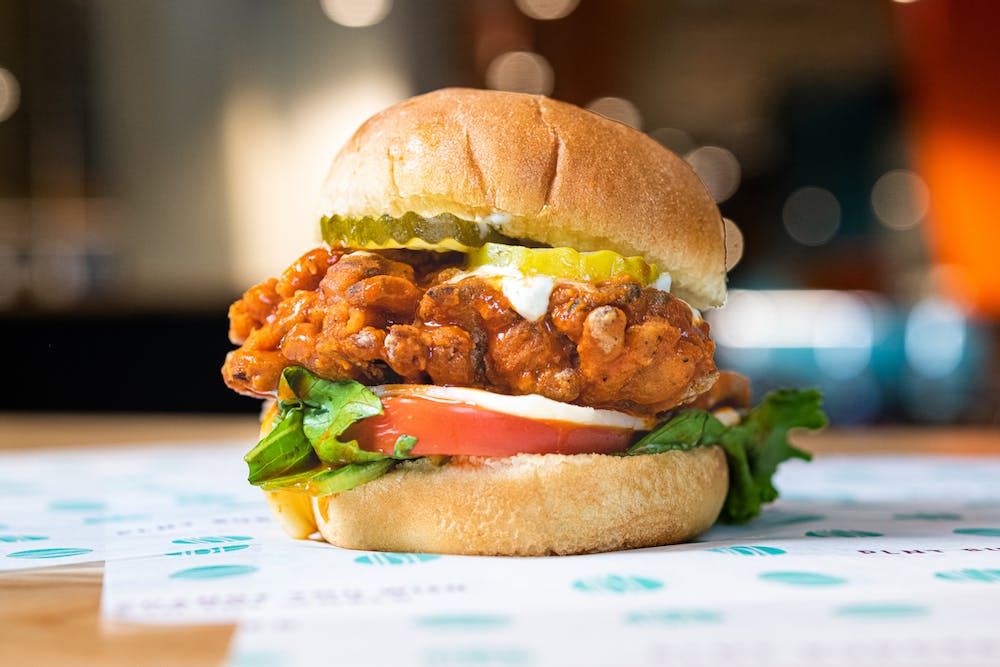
left=3, top=442, right=1000, bottom=666
left=0, top=442, right=270, bottom=570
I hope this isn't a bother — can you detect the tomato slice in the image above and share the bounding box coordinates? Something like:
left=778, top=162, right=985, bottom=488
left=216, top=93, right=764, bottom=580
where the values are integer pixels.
left=346, top=394, right=635, bottom=457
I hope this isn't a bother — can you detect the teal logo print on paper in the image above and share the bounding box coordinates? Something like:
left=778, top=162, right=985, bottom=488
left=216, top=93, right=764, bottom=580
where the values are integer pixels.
left=169, top=564, right=259, bottom=579
left=835, top=603, right=928, bottom=619
left=934, top=569, right=1000, bottom=583
left=415, top=614, right=511, bottom=630
left=228, top=650, right=285, bottom=667
left=165, top=545, right=251, bottom=557
left=424, top=646, right=530, bottom=667
left=708, top=545, right=785, bottom=556
left=755, top=510, right=827, bottom=527
left=84, top=513, right=151, bottom=525
left=806, top=529, right=883, bottom=538
left=759, top=571, right=847, bottom=587
left=354, top=552, right=440, bottom=566
left=894, top=512, right=962, bottom=521
left=175, top=492, right=239, bottom=506
left=6, top=547, right=94, bottom=559
left=172, top=535, right=253, bottom=545
left=572, top=574, right=664, bottom=594
left=953, top=528, right=1000, bottom=537
left=48, top=499, right=108, bottom=512
left=0, top=535, right=48, bottom=543
left=625, top=609, right=722, bottom=625
left=0, top=481, right=36, bottom=496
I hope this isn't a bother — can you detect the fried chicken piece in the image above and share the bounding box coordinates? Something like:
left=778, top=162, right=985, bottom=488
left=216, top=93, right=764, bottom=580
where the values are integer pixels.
left=223, top=249, right=426, bottom=395
left=548, top=277, right=717, bottom=413
left=685, top=370, right=752, bottom=411
left=382, top=325, right=427, bottom=380
left=424, top=325, right=481, bottom=386
left=222, top=248, right=718, bottom=417
left=383, top=324, right=481, bottom=386
left=228, top=247, right=338, bottom=345
left=227, top=279, right=280, bottom=346
left=413, top=279, right=580, bottom=400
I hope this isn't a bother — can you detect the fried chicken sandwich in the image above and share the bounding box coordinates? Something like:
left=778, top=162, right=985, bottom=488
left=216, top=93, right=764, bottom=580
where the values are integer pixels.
left=222, top=88, right=825, bottom=556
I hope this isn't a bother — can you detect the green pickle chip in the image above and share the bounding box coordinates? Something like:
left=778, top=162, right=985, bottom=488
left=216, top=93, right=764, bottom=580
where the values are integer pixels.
left=467, top=243, right=659, bottom=285
left=321, top=212, right=515, bottom=252
left=321, top=212, right=660, bottom=286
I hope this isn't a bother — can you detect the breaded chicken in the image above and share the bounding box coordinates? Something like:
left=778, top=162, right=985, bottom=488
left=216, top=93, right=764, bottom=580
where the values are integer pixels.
left=223, top=247, right=718, bottom=417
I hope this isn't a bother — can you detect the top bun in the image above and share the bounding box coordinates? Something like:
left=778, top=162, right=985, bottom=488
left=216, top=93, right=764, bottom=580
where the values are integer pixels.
left=320, top=88, right=727, bottom=309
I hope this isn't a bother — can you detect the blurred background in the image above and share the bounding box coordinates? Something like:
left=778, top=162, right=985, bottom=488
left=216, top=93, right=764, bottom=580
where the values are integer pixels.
left=1, top=0, right=998, bottom=425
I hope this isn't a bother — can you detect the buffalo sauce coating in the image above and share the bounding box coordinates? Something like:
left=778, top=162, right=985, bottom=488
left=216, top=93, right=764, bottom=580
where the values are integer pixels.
left=222, top=247, right=717, bottom=418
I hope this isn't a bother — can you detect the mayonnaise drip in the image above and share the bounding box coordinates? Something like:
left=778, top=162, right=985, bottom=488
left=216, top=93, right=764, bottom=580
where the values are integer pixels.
left=446, top=264, right=694, bottom=323
left=498, top=274, right=555, bottom=322
left=446, top=266, right=555, bottom=322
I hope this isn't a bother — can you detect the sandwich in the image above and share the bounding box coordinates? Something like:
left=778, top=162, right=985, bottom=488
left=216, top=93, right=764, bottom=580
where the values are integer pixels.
left=222, top=88, right=826, bottom=556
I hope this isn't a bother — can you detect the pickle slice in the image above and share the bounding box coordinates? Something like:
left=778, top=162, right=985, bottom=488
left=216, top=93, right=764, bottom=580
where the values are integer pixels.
left=321, top=212, right=517, bottom=253
left=467, top=243, right=659, bottom=285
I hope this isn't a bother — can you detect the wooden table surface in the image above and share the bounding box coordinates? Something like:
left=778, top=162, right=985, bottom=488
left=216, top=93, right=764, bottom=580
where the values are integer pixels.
left=1, top=414, right=998, bottom=667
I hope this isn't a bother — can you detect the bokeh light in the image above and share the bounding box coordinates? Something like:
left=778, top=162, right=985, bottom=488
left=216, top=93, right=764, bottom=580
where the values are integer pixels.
left=514, top=0, right=580, bottom=21
left=0, top=67, right=21, bottom=122
left=685, top=146, right=741, bottom=204
left=319, top=0, right=392, bottom=27
left=782, top=186, right=840, bottom=246
left=723, top=218, right=744, bottom=271
left=711, top=289, right=775, bottom=349
left=813, top=292, right=875, bottom=379
left=871, top=169, right=930, bottom=231
left=485, top=51, right=554, bottom=96
left=29, top=243, right=89, bottom=309
left=586, top=97, right=642, bottom=129
left=712, top=290, right=873, bottom=352
left=650, top=128, right=695, bottom=157
left=905, top=295, right=966, bottom=378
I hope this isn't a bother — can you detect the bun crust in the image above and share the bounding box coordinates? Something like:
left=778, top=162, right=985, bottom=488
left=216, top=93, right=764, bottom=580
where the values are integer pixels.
left=320, top=88, right=727, bottom=309
left=308, top=447, right=728, bottom=556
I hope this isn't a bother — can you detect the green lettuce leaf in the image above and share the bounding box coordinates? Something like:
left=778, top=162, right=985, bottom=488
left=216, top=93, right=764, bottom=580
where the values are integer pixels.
left=279, top=366, right=386, bottom=465
left=623, top=389, right=826, bottom=523
left=259, top=460, right=396, bottom=494
left=393, top=434, right=418, bottom=458
left=625, top=410, right=723, bottom=455
left=244, top=409, right=318, bottom=485
left=244, top=367, right=418, bottom=494
left=245, top=367, right=825, bottom=520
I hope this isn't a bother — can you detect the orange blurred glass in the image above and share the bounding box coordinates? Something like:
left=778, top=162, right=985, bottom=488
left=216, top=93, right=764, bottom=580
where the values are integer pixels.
left=892, top=0, right=1000, bottom=317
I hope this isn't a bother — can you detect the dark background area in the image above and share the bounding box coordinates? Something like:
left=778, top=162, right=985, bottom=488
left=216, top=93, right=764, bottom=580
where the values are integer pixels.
left=1, top=0, right=998, bottom=424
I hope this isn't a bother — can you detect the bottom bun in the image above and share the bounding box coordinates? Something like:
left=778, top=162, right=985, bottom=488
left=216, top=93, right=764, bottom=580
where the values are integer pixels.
left=299, top=447, right=728, bottom=556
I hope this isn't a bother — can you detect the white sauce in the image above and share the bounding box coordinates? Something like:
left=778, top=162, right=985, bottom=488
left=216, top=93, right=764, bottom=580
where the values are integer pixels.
left=446, top=264, right=696, bottom=323
left=371, top=384, right=654, bottom=430
left=651, top=272, right=672, bottom=293
left=475, top=212, right=512, bottom=227
left=446, top=265, right=556, bottom=322
left=499, top=274, right=555, bottom=321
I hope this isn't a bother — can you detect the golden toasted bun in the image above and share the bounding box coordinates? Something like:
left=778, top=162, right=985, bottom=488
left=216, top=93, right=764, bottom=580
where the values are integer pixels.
left=264, top=447, right=728, bottom=556
left=320, top=88, right=726, bottom=309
